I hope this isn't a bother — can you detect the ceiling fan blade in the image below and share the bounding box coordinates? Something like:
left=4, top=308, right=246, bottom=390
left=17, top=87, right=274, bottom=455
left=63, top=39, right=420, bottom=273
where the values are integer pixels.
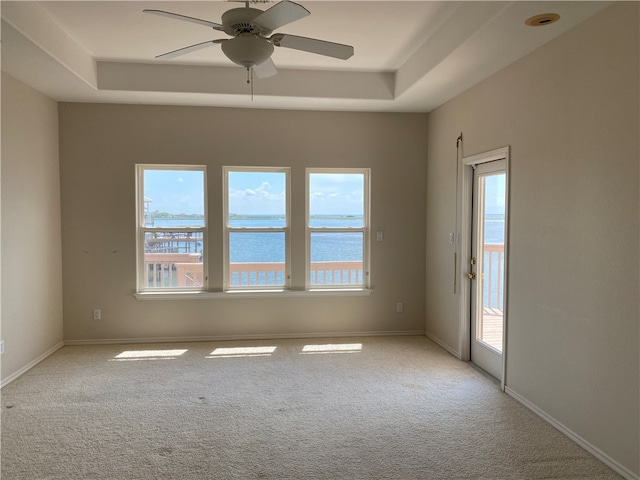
left=253, top=58, right=278, bottom=79
left=271, top=34, right=354, bottom=60
left=143, top=10, right=225, bottom=31
left=252, top=1, right=310, bottom=33
left=156, top=39, right=225, bottom=59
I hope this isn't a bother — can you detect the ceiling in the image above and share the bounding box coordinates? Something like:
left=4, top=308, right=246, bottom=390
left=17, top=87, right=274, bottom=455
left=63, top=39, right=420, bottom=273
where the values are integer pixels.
left=1, top=1, right=610, bottom=112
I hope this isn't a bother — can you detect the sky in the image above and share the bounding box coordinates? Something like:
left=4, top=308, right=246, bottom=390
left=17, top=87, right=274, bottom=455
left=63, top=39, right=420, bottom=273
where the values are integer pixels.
left=144, top=169, right=365, bottom=216
left=228, top=171, right=286, bottom=215
left=144, top=169, right=205, bottom=215
left=484, top=173, right=506, bottom=215
left=229, top=171, right=365, bottom=215
left=309, top=173, right=364, bottom=216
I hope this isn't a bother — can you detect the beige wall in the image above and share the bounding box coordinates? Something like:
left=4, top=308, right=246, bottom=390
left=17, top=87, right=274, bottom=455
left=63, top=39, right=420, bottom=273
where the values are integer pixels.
left=426, top=3, right=639, bottom=476
left=58, top=104, right=427, bottom=342
left=1, top=72, right=63, bottom=382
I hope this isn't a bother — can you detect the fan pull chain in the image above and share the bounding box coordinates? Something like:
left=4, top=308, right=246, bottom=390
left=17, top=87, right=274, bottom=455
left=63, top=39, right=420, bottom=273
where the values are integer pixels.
left=246, top=67, right=254, bottom=101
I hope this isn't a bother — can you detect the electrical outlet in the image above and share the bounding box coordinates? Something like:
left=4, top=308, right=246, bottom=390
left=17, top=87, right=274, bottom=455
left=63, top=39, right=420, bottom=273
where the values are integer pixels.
left=396, top=302, right=404, bottom=313
left=93, top=309, right=101, bottom=320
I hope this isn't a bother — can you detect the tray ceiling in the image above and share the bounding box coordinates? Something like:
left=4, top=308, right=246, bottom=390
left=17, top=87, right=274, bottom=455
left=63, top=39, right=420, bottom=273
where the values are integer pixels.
left=1, top=1, right=610, bottom=112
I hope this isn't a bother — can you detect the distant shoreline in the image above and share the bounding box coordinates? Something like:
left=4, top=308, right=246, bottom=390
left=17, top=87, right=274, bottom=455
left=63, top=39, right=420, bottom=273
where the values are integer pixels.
left=153, top=214, right=364, bottom=221
left=230, top=214, right=363, bottom=221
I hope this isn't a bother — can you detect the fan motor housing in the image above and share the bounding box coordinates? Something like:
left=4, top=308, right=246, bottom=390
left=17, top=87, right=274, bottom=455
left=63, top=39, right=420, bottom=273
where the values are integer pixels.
left=221, top=34, right=274, bottom=68
left=222, top=7, right=271, bottom=36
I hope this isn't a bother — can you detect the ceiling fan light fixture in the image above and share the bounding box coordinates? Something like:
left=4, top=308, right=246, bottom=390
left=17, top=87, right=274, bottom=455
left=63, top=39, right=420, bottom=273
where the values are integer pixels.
left=146, top=0, right=353, bottom=78
left=221, top=34, right=275, bottom=68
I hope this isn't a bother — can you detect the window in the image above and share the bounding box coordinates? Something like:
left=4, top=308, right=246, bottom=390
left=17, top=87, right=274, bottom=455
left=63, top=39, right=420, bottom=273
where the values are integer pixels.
left=307, top=169, right=370, bottom=289
left=135, top=165, right=371, bottom=298
left=223, top=167, right=290, bottom=290
left=136, top=165, right=207, bottom=292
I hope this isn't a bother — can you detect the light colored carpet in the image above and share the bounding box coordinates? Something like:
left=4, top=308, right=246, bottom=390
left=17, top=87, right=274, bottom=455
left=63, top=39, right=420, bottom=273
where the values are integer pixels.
left=0, top=336, right=622, bottom=479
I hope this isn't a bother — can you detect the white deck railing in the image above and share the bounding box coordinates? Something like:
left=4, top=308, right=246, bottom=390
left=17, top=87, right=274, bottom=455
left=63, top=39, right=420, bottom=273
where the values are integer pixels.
left=483, top=243, right=505, bottom=311
left=144, top=248, right=505, bottom=304
left=143, top=256, right=363, bottom=288
left=144, top=253, right=202, bottom=288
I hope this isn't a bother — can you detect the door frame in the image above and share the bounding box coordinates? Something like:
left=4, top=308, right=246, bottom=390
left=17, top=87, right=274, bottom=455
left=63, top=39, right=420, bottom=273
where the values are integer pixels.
left=458, top=146, right=510, bottom=390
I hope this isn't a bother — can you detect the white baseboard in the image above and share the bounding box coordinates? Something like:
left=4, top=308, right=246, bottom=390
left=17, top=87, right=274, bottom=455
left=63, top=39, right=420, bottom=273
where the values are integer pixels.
left=1, top=341, right=65, bottom=389
left=424, top=331, right=461, bottom=359
left=505, top=387, right=639, bottom=480
left=64, top=330, right=426, bottom=346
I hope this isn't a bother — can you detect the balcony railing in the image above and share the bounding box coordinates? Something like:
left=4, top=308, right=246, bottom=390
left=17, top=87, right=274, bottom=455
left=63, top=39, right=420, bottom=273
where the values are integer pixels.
left=483, top=243, right=504, bottom=311
left=143, top=256, right=363, bottom=289
left=145, top=253, right=203, bottom=288
left=144, top=246, right=505, bottom=306
left=480, top=243, right=505, bottom=351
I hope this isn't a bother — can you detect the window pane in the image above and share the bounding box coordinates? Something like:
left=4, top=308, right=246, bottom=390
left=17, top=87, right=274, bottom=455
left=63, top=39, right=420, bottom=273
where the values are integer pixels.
left=225, top=169, right=288, bottom=290
left=309, top=173, right=364, bottom=227
left=143, top=231, right=204, bottom=289
left=140, top=167, right=206, bottom=291
left=145, top=231, right=204, bottom=254
left=310, top=232, right=363, bottom=285
left=144, top=248, right=203, bottom=288
left=228, top=171, right=286, bottom=225
left=144, top=170, right=205, bottom=227
left=229, top=232, right=285, bottom=286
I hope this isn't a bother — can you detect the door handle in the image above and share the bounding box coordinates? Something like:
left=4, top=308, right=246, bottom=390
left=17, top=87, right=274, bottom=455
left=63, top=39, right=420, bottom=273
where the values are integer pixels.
left=467, top=272, right=476, bottom=280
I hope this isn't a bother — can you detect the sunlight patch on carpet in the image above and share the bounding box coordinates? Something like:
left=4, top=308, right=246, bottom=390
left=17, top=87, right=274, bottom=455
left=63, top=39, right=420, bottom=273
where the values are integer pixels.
left=206, top=346, right=277, bottom=358
left=301, top=343, right=362, bottom=355
left=110, top=349, right=188, bottom=361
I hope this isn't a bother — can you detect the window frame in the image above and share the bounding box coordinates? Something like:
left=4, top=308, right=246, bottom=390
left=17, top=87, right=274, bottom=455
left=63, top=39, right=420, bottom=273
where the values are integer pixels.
left=223, top=166, right=291, bottom=291
left=135, top=164, right=208, bottom=293
left=305, top=168, right=371, bottom=290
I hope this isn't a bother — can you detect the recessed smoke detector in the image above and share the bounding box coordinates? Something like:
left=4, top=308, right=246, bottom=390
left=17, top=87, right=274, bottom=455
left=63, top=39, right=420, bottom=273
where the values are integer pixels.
left=525, top=13, right=560, bottom=27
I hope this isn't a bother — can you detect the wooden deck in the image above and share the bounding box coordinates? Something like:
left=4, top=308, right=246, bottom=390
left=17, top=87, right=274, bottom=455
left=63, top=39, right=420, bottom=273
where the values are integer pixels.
left=480, top=308, right=503, bottom=351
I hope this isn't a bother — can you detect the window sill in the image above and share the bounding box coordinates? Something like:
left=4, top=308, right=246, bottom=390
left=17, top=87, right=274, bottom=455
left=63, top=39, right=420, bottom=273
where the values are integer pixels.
left=134, top=288, right=373, bottom=300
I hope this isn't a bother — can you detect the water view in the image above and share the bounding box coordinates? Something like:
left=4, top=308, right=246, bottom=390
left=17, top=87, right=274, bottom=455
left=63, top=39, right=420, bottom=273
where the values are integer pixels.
left=145, top=215, right=367, bottom=287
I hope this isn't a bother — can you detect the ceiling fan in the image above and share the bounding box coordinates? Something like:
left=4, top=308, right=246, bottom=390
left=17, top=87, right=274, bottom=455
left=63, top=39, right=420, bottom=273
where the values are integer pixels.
left=144, top=0, right=354, bottom=79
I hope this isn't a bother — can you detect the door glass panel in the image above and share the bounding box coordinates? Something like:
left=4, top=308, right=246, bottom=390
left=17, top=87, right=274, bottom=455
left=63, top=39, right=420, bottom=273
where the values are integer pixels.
left=477, top=173, right=506, bottom=352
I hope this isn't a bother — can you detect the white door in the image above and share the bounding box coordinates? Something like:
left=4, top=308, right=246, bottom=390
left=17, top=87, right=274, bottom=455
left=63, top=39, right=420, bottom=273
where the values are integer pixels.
left=469, top=159, right=507, bottom=380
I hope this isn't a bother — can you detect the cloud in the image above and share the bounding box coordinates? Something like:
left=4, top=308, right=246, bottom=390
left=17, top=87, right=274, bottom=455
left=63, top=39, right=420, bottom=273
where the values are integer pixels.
left=228, top=182, right=285, bottom=214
